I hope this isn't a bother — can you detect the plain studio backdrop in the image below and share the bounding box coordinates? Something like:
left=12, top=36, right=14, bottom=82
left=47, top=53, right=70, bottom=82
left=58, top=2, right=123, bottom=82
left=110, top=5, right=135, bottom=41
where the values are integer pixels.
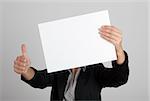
left=0, top=0, right=149, bottom=101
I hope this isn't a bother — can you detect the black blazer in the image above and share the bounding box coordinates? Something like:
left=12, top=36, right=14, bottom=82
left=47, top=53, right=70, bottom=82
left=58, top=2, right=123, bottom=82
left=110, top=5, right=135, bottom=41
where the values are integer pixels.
left=21, top=51, right=129, bottom=101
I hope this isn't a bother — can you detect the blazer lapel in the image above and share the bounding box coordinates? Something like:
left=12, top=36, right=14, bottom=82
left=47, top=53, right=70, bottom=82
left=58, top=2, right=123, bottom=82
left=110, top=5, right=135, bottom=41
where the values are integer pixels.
left=57, top=70, right=70, bottom=100
left=75, top=69, right=89, bottom=99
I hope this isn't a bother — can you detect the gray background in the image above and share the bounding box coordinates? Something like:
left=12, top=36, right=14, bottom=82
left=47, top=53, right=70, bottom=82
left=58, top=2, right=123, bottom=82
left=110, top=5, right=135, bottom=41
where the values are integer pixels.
left=0, top=0, right=149, bottom=101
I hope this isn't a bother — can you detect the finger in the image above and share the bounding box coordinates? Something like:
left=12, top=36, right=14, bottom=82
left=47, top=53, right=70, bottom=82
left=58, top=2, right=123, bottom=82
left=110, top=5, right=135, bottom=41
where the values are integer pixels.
left=16, top=56, right=23, bottom=65
left=14, top=68, right=21, bottom=74
left=14, top=68, right=23, bottom=74
left=19, top=56, right=31, bottom=67
left=20, top=56, right=30, bottom=66
left=111, top=25, right=122, bottom=33
left=14, top=60, right=17, bottom=65
left=99, top=27, right=121, bottom=38
left=16, top=60, right=28, bottom=67
left=14, top=64, right=26, bottom=72
left=15, top=56, right=26, bottom=64
left=19, top=56, right=27, bottom=63
left=99, top=31, right=118, bottom=41
left=20, top=58, right=27, bottom=63
left=14, top=57, right=28, bottom=67
left=16, top=56, right=21, bottom=61
left=21, top=44, right=27, bottom=56
left=100, top=33, right=116, bottom=45
left=101, top=25, right=122, bottom=34
left=100, top=25, right=122, bottom=37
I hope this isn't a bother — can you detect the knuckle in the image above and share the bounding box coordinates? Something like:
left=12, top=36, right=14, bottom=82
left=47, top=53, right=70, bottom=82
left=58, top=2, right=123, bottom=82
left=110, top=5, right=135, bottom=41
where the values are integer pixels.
left=20, top=66, right=25, bottom=70
left=19, top=61, right=24, bottom=66
left=14, top=64, right=17, bottom=69
left=14, top=68, right=18, bottom=73
left=17, top=56, right=21, bottom=61
left=14, top=60, right=16, bottom=64
left=17, top=61, right=20, bottom=65
left=17, top=56, right=21, bottom=59
left=16, top=57, right=18, bottom=60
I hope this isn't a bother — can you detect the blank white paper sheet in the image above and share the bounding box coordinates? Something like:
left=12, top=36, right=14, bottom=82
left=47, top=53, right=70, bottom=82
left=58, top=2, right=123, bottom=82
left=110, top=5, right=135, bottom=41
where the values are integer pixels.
left=38, top=10, right=117, bottom=73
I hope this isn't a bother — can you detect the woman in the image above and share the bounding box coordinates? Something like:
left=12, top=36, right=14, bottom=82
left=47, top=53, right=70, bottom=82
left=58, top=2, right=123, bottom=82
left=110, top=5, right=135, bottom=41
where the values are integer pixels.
left=13, top=25, right=129, bottom=101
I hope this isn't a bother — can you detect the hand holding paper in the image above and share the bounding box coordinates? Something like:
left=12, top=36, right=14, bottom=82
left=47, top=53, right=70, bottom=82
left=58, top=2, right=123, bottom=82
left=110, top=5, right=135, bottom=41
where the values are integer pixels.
left=98, top=25, right=125, bottom=64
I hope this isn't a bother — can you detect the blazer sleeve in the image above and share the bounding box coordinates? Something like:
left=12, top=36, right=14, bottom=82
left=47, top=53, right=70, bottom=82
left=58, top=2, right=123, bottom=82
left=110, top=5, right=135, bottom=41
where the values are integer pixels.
left=95, top=51, right=129, bottom=88
left=21, top=67, right=55, bottom=89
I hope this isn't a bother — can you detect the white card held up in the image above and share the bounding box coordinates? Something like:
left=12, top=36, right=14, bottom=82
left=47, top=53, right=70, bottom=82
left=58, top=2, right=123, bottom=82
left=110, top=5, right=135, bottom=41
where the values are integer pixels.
left=38, top=10, right=117, bottom=73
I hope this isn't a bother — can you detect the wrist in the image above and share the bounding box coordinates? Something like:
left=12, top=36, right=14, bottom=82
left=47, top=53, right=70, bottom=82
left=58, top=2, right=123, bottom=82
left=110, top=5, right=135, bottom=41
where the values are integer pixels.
left=115, top=45, right=125, bottom=65
left=21, top=67, right=35, bottom=80
left=115, top=44, right=124, bottom=54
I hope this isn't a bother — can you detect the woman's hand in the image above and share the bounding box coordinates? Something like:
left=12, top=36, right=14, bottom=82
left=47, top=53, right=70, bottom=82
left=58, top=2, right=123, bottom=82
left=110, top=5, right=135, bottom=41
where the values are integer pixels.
left=13, top=44, right=31, bottom=74
left=98, top=25, right=125, bottom=65
left=13, top=44, right=35, bottom=80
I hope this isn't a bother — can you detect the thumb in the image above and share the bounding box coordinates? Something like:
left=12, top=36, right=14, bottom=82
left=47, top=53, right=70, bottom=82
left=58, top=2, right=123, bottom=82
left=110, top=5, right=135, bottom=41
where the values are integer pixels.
left=21, top=44, right=27, bottom=56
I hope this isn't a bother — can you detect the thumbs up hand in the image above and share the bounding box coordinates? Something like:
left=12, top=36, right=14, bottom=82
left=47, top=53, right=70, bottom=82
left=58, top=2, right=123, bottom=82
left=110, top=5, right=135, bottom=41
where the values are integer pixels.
left=14, top=44, right=31, bottom=74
